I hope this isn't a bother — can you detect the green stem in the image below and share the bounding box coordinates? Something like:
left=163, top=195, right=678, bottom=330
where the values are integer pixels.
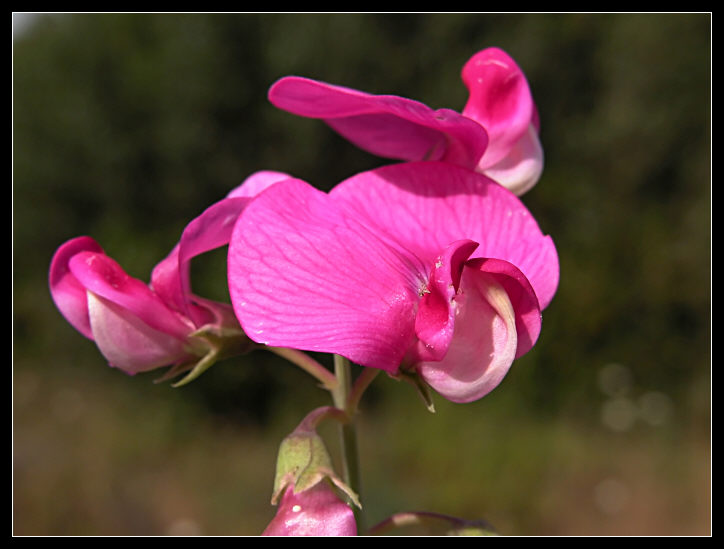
left=267, top=346, right=338, bottom=391
left=331, top=354, right=366, bottom=534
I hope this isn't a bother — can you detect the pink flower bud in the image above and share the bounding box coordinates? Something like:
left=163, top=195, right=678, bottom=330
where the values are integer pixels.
left=263, top=482, right=357, bottom=536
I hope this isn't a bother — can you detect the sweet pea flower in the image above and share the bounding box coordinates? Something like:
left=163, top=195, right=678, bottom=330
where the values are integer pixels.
left=228, top=162, right=558, bottom=403
left=49, top=170, right=290, bottom=378
left=268, top=47, right=543, bottom=195
left=263, top=481, right=357, bottom=536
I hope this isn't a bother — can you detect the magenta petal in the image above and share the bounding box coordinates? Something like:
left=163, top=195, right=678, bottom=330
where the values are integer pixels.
left=268, top=76, right=488, bottom=170
left=228, top=178, right=421, bottom=372
left=331, top=162, right=559, bottom=310
left=68, top=252, right=192, bottom=340
left=262, top=483, right=357, bottom=536
left=49, top=236, right=106, bottom=339
left=418, top=266, right=519, bottom=403
left=461, top=47, right=535, bottom=169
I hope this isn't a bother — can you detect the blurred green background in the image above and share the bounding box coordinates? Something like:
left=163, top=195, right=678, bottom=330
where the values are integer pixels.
left=13, top=13, right=710, bottom=536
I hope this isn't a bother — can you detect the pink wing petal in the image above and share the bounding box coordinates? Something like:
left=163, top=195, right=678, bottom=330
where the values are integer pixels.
left=331, top=162, right=559, bottom=310
left=228, top=177, right=423, bottom=373
left=461, top=47, right=535, bottom=169
left=268, top=76, right=488, bottom=170
left=417, top=266, right=519, bottom=403
left=49, top=236, right=105, bottom=339
left=69, top=251, right=192, bottom=340
left=262, top=482, right=357, bottom=536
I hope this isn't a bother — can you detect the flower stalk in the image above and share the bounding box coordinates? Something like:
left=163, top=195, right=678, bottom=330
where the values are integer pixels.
left=267, top=346, right=338, bottom=391
left=331, top=354, right=366, bottom=533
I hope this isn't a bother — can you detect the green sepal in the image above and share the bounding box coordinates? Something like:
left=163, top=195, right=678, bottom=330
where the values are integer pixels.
left=388, top=369, right=436, bottom=413
left=154, top=324, right=258, bottom=387
left=271, top=407, right=360, bottom=509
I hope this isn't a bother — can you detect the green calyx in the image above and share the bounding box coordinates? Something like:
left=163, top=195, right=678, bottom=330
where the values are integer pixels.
left=271, top=407, right=361, bottom=508
left=155, top=324, right=258, bottom=387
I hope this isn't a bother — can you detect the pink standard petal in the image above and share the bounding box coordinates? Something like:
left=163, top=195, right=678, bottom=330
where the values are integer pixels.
left=331, top=162, right=559, bottom=310
left=268, top=76, right=488, bottom=170
left=262, top=483, right=357, bottom=536
left=228, top=177, right=423, bottom=373
left=461, top=47, right=535, bottom=169
left=49, top=236, right=106, bottom=339
left=418, top=266, right=519, bottom=403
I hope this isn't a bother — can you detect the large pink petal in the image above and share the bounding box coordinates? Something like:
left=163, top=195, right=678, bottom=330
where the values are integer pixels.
left=262, top=482, right=357, bottom=536
left=69, top=251, right=192, bottom=340
left=228, top=178, right=422, bottom=373
left=461, top=47, right=535, bottom=169
left=268, top=76, right=488, bottom=170
left=87, top=292, right=191, bottom=375
left=49, top=236, right=106, bottom=339
left=417, top=266, right=519, bottom=403
left=331, top=161, right=559, bottom=310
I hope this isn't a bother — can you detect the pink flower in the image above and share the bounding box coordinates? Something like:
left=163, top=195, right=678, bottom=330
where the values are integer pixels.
left=262, top=482, right=357, bottom=536
left=268, top=47, right=542, bottom=195
left=228, top=162, right=558, bottom=403
left=49, top=171, right=289, bottom=376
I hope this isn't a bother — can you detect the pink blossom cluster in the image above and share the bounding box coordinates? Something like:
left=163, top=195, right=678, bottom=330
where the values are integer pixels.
left=49, top=47, right=559, bottom=536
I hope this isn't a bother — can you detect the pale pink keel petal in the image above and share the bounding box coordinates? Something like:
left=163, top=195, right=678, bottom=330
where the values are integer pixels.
left=461, top=47, right=535, bottom=169
left=49, top=236, right=105, bottom=339
left=482, top=123, right=544, bottom=196
left=228, top=178, right=421, bottom=373
left=262, top=482, right=357, bottom=536
left=268, top=76, right=488, bottom=170
left=418, top=267, right=519, bottom=403
left=87, top=292, right=190, bottom=374
left=331, top=162, right=559, bottom=309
